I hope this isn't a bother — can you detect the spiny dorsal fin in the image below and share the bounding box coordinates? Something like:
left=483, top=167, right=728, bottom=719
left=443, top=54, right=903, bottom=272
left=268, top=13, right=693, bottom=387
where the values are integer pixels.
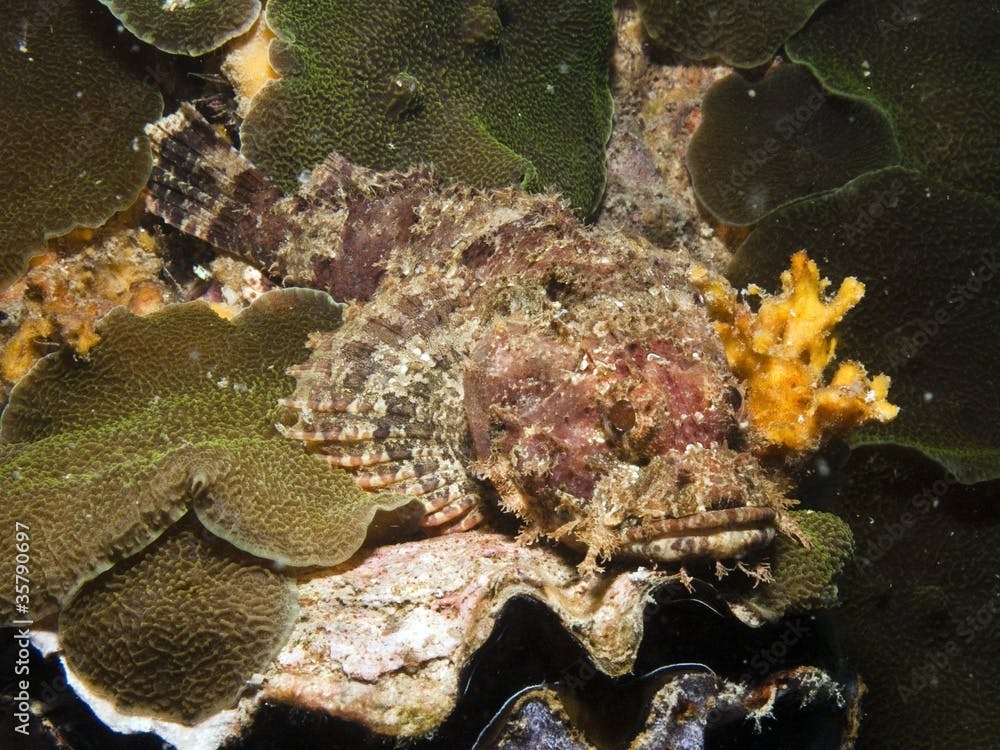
left=145, top=104, right=439, bottom=302
left=145, top=104, right=286, bottom=258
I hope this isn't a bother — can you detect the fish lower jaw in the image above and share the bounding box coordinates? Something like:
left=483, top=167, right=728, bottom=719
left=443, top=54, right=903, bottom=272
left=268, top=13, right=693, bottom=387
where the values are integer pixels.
left=621, top=507, right=778, bottom=563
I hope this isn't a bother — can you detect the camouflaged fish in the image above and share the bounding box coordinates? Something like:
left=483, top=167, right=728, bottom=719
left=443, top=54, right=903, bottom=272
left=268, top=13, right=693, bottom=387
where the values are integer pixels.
left=146, top=105, right=794, bottom=571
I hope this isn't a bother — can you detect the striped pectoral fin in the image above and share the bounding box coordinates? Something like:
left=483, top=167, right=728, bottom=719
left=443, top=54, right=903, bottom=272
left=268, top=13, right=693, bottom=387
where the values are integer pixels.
left=145, top=103, right=288, bottom=267
left=350, top=459, right=447, bottom=490
left=343, top=454, right=484, bottom=534
left=279, top=415, right=433, bottom=443
left=277, top=395, right=428, bottom=451
left=277, top=312, right=481, bottom=533
left=318, top=440, right=432, bottom=468
left=418, top=479, right=486, bottom=533
left=278, top=406, right=485, bottom=535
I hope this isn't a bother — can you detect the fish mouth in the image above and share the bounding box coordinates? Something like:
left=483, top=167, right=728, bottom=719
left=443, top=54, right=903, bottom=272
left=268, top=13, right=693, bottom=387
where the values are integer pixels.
left=621, top=507, right=777, bottom=563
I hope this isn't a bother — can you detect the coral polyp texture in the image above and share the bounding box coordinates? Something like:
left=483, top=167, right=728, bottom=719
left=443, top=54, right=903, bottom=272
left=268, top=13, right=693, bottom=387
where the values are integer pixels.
left=786, top=0, right=1000, bottom=197
left=686, top=63, right=899, bottom=225
left=39, top=527, right=853, bottom=745
left=239, top=0, right=615, bottom=216
left=60, top=519, right=297, bottom=724
left=692, top=251, right=898, bottom=454
left=0, top=0, right=162, bottom=288
left=726, top=509, right=854, bottom=625
left=636, top=0, right=829, bottom=67
left=0, top=288, right=409, bottom=623
left=729, top=168, right=1000, bottom=483
left=97, top=0, right=261, bottom=56
left=679, top=0, right=999, bottom=481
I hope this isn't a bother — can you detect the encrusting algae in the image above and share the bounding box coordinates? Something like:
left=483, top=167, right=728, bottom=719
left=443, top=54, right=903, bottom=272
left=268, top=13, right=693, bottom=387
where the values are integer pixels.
left=691, top=250, right=899, bottom=453
left=221, top=17, right=278, bottom=117
left=0, top=209, right=167, bottom=387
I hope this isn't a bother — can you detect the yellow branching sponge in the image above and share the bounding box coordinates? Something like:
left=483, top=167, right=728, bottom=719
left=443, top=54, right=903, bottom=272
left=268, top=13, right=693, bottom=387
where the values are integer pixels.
left=691, top=251, right=899, bottom=453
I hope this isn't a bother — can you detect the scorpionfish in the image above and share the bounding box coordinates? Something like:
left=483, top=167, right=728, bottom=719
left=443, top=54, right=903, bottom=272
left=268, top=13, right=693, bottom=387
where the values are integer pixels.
left=146, top=104, right=794, bottom=571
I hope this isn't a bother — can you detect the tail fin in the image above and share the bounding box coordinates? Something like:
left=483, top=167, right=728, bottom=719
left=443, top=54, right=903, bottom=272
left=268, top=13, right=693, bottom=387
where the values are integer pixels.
left=145, top=104, right=285, bottom=258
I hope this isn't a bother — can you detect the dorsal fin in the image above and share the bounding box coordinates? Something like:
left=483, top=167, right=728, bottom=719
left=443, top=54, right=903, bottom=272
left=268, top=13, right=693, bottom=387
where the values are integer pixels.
left=146, top=104, right=286, bottom=260
left=145, top=104, right=439, bottom=303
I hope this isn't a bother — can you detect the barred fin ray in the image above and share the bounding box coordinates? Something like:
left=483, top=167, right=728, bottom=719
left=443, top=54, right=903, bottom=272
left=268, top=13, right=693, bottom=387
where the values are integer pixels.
left=420, top=479, right=485, bottom=531
left=318, top=441, right=445, bottom=467
left=144, top=104, right=285, bottom=261
left=279, top=418, right=434, bottom=443
left=279, top=285, right=486, bottom=534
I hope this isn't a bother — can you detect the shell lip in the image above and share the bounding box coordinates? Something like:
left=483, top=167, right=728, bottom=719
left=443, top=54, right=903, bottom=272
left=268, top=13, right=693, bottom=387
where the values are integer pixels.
left=620, top=507, right=778, bottom=563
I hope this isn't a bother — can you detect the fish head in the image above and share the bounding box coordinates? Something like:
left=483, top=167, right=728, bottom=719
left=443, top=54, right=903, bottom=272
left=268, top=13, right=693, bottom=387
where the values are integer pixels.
left=465, top=292, right=788, bottom=568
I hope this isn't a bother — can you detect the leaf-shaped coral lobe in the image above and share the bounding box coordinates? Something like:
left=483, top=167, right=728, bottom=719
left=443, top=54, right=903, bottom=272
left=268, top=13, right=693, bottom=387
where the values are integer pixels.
left=0, top=289, right=410, bottom=623
left=240, top=0, right=614, bottom=217
left=60, top=518, right=297, bottom=724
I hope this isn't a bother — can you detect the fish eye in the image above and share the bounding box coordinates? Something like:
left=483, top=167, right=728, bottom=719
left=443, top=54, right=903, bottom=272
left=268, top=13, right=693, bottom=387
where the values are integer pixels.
left=608, top=399, right=636, bottom=433
left=725, top=385, right=743, bottom=411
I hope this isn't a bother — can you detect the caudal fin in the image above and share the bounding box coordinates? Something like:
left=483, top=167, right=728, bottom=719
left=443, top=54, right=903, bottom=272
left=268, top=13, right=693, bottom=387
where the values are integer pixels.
left=145, top=104, right=285, bottom=257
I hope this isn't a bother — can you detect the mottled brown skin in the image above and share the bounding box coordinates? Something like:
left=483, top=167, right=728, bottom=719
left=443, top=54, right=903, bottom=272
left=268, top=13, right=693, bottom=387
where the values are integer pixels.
left=147, top=105, right=792, bottom=570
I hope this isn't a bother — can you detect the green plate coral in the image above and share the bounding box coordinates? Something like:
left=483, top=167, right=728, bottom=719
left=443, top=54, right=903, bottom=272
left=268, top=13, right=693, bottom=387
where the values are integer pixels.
left=687, top=64, right=899, bottom=225
left=636, top=0, right=829, bottom=67
left=240, top=0, right=614, bottom=216
left=97, top=0, right=261, bottom=56
left=786, top=0, right=1000, bottom=197
left=0, top=0, right=162, bottom=288
left=60, top=518, right=297, bottom=724
left=685, top=1, right=1000, bottom=482
left=727, top=509, right=853, bottom=624
left=0, top=288, right=411, bottom=622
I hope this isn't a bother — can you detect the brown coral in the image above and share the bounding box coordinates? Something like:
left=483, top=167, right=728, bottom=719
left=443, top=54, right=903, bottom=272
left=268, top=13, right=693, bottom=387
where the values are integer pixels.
left=60, top=518, right=297, bottom=724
